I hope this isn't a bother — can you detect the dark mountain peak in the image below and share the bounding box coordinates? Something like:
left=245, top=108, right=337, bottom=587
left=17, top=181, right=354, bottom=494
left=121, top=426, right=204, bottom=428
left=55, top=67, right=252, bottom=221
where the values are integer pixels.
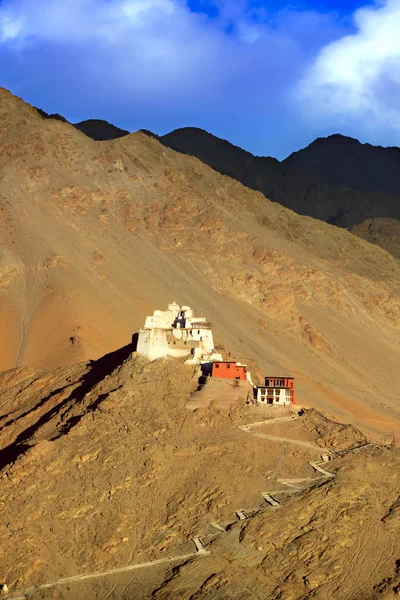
left=161, top=127, right=257, bottom=162
left=139, top=128, right=158, bottom=138
left=73, top=119, right=130, bottom=141
left=318, top=133, right=361, bottom=145
left=283, top=133, right=400, bottom=194
left=159, top=127, right=283, bottom=190
left=34, top=105, right=130, bottom=141
left=164, top=126, right=224, bottom=139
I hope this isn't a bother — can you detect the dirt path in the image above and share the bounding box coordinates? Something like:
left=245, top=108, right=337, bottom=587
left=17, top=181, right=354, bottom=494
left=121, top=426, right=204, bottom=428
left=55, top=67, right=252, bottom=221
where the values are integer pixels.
left=5, top=546, right=209, bottom=600
left=238, top=415, right=326, bottom=451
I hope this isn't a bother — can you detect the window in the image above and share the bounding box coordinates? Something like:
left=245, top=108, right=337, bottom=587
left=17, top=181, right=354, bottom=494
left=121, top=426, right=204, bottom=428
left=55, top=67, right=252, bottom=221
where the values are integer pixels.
left=227, top=364, right=230, bottom=369
left=215, top=364, right=219, bottom=369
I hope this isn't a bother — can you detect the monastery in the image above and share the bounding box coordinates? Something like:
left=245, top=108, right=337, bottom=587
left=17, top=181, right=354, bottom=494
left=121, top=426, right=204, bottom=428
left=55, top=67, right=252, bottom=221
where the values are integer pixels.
left=137, top=302, right=223, bottom=364
left=137, top=303, right=294, bottom=406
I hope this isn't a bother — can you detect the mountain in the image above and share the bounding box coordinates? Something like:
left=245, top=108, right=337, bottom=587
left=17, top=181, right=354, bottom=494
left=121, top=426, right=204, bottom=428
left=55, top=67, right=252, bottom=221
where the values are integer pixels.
left=158, top=128, right=400, bottom=232
left=2, top=88, right=400, bottom=600
left=1, top=87, right=400, bottom=437
left=38, top=108, right=130, bottom=141
left=38, top=115, right=400, bottom=247
left=283, top=133, right=400, bottom=194
left=74, top=119, right=130, bottom=141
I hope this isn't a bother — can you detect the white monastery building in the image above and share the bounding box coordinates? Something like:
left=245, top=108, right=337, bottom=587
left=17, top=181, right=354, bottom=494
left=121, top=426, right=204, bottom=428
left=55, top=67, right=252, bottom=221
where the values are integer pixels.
left=137, top=302, right=223, bottom=364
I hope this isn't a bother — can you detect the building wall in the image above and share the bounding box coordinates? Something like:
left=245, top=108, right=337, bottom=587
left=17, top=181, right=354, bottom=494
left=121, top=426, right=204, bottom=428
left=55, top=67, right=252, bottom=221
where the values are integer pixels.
left=137, top=303, right=220, bottom=364
left=256, top=386, right=293, bottom=405
left=137, top=328, right=169, bottom=361
left=212, top=362, right=247, bottom=380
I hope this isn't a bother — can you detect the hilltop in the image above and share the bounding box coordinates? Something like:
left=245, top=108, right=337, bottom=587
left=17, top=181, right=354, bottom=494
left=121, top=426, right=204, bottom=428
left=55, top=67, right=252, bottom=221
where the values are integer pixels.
left=0, top=87, right=400, bottom=437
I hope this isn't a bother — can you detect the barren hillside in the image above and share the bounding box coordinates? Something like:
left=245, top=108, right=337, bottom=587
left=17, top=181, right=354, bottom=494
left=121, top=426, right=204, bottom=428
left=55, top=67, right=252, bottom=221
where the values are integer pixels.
left=0, top=88, right=400, bottom=436
left=0, top=348, right=398, bottom=600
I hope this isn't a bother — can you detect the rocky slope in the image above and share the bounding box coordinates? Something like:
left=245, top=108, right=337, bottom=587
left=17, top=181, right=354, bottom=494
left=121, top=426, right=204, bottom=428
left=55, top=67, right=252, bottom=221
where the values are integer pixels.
left=158, top=128, right=400, bottom=230
left=0, top=347, right=397, bottom=600
left=38, top=109, right=400, bottom=248
left=1, top=87, right=400, bottom=436
left=154, top=444, right=400, bottom=600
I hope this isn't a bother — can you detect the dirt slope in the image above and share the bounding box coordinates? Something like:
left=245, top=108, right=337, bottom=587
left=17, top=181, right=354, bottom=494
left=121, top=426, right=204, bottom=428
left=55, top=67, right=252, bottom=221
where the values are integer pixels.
left=1, top=88, right=400, bottom=435
left=154, top=445, right=400, bottom=600
left=0, top=348, right=398, bottom=600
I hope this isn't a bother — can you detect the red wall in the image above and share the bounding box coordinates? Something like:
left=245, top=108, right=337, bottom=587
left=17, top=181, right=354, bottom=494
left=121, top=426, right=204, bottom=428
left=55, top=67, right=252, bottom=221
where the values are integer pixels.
left=212, top=362, right=247, bottom=380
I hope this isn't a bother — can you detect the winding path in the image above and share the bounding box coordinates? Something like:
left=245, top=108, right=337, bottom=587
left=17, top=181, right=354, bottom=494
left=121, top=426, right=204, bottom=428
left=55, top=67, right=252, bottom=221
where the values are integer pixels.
left=4, top=414, right=338, bottom=599
left=5, top=545, right=209, bottom=600
left=239, top=415, right=332, bottom=452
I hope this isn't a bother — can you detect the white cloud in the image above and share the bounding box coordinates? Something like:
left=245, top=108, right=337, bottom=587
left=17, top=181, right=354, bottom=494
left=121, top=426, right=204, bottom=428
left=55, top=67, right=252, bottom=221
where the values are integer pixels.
left=0, top=0, right=349, bottom=157
left=299, top=0, right=400, bottom=132
left=0, top=0, right=234, bottom=96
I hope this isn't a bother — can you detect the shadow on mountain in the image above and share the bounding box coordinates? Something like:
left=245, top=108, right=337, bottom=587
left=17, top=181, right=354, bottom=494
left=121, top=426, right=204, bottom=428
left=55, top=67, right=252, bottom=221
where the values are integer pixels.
left=0, top=342, right=135, bottom=469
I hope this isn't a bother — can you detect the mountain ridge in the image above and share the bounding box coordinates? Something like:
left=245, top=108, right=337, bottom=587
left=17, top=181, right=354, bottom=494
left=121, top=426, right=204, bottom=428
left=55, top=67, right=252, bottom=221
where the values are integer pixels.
left=34, top=97, right=400, bottom=257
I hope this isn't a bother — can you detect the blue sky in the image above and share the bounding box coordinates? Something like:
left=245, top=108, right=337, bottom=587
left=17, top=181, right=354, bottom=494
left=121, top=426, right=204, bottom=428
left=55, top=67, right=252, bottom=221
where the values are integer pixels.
left=0, top=0, right=399, bottom=159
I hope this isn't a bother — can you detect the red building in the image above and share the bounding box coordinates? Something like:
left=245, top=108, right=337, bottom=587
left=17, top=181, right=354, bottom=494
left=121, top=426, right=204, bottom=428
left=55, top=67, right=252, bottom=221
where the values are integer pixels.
left=211, top=361, right=248, bottom=380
